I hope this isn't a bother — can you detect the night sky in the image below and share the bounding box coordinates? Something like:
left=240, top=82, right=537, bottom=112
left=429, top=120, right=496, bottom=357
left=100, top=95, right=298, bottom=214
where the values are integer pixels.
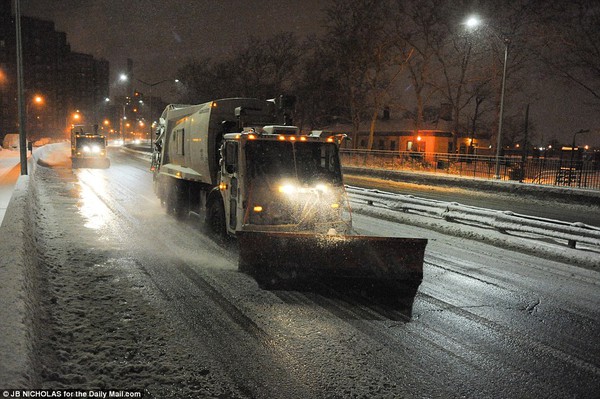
left=17, top=1, right=600, bottom=146
left=21, top=0, right=330, bottom=99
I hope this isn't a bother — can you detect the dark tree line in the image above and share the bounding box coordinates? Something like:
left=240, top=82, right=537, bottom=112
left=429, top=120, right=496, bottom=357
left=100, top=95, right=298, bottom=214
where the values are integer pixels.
left=175, top=0, right=600, bottom=150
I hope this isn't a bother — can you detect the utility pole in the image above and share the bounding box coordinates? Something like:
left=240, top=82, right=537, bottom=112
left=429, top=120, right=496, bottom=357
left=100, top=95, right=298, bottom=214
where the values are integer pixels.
left=519, top=104, right=529, bottom=182
left=15, top=0, right=27, bottom=175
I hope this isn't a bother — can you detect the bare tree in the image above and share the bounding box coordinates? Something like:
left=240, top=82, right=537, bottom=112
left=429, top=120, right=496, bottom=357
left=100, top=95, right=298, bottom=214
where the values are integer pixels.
left=447, top=0, right=543, bottom=151
left=537, top=1, right=600, bottom=104
left=176, top=58, right=215, bottom=103
left=365, top=46, right=414, bottom=151
left=295, top=36, right=346, bottom=130
left=264, top=32, right=301, bottom=95
left=176, top=33, right=300, bottom=102
left=390, top=0, right=448, bottom=137
left=320, top=0, right=391, bottom=147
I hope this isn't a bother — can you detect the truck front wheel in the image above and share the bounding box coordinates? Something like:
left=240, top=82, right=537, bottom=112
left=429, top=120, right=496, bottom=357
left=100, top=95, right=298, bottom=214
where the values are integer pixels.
left=207, top=199, right=226, bottom=238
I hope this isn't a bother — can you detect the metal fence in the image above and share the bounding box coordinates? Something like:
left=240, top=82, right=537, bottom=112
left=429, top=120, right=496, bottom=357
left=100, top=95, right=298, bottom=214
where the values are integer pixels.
left=340, top=149, right=600, bottom=191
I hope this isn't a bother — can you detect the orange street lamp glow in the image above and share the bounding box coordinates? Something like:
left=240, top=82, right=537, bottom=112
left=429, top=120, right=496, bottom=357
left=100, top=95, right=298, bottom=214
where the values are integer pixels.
left=33, top=95, right=44, bottom=105
left=103, top=119, right=110, bottom=126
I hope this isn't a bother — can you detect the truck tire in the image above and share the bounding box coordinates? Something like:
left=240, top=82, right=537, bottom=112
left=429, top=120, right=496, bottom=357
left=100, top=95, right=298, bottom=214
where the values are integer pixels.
left=153, top=176, right=161, bottom=197
left=207, top=199, right=226, bottom=238
left=166, top=179, right=189, bottom=219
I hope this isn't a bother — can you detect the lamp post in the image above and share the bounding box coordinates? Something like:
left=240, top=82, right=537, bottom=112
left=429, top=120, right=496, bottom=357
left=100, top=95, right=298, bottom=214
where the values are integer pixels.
left=26, top=94, right=45, bottom=140
left=465, top=15, right=510, bottom=179
left=120, top=102, right=127, bottom=140
left=120, top=74, right=176, bottom=150
left=15, top=0, right=27, bottom=174
left=494, top=38, right=510, bottom=179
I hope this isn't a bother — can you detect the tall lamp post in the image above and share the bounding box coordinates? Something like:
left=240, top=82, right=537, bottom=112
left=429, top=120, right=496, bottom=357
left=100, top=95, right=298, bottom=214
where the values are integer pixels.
left=465, top=16, right=510, bottom=179
left=494, top=38, right=510, bottom=179
left=120, top=74, right=177, bottom=150
left=15, top=0, right=27, bottom=175
left=26, top=94, right=45, bottom=139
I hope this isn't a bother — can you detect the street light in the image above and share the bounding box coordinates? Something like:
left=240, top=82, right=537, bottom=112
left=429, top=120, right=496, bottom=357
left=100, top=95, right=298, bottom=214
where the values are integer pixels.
left=465, top=16, right=509, bottom=179
left=119, top=74, right=177, bottom=150
left=26, top=94, right=45, bottom=141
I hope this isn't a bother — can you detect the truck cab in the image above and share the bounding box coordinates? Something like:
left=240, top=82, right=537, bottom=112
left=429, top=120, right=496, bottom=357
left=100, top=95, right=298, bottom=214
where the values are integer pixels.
left=216, top=127, right=352, bottom=236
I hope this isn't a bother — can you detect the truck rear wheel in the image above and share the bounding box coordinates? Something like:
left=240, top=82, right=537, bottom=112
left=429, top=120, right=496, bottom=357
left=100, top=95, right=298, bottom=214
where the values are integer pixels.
left=166, top=179, right=189, bottom=219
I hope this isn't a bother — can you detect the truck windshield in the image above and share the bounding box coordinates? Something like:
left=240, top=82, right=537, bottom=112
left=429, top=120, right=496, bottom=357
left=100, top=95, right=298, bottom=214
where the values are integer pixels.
left=245, top=141, right=342, bottom=185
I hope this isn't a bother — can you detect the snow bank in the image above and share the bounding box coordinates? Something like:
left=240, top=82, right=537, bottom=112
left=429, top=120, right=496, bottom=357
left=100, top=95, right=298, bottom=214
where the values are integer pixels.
left=0, top=175, right=40, bottom=386
left=0, top=143, right=73, bottom=386
left=347, top=186, right=600, bottom=248
left=348, top=188, right=600, bottom=270
left=35, top=142, right=71, bottom=168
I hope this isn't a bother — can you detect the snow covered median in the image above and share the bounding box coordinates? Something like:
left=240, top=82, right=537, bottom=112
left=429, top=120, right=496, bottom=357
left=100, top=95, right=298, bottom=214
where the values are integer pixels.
left=348, top=187, right=600, bottom=269
left=0, top=143, right=77, bottom=386
left=0, top=175, right=39, bottom=386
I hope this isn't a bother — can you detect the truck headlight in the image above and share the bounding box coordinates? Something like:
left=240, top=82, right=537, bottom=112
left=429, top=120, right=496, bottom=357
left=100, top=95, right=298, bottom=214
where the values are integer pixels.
left=91, top=145, right=101, bottom=153
left=278, top=182, right=331, bottom=195
left=82, top=145, right=91, bottom=153
left=278, top=184, right=297, bottom=194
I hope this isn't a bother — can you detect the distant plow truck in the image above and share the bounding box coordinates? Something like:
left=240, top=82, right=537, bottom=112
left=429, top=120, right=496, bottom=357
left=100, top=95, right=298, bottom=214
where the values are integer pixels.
left=152, top=97, right=427, bottom=301
left=71, top=124, right=110, bottom=168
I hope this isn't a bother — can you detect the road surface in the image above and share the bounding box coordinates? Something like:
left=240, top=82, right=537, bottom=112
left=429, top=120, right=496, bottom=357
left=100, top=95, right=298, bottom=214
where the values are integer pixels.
left=21, top=144, right=600, bottom=397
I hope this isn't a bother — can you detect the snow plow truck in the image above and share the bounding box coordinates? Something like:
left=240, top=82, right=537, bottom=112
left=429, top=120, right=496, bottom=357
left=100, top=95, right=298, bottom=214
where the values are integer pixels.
left=152, top=97, right=427, bottom=296
left=71, top=124, right=110, bottom=168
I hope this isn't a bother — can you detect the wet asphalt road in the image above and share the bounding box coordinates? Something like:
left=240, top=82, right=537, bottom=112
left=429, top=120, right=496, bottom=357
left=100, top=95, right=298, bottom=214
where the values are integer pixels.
left=30, top=145, right=600, bottom=398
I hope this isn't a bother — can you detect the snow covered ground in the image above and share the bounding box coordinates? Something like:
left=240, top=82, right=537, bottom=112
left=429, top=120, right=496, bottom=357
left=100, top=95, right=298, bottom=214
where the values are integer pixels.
left=1, top=143, right=599, bottom=395
left=0, top=148, right=21, bottom=224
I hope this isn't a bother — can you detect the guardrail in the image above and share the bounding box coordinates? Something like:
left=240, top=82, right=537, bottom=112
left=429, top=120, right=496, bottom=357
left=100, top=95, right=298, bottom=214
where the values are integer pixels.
left=346, top=186, right=600, bottom=249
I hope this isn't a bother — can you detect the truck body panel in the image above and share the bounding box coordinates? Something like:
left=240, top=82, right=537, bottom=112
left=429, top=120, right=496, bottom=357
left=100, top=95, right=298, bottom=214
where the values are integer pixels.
left=160, top=98, right=275, bottom=186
